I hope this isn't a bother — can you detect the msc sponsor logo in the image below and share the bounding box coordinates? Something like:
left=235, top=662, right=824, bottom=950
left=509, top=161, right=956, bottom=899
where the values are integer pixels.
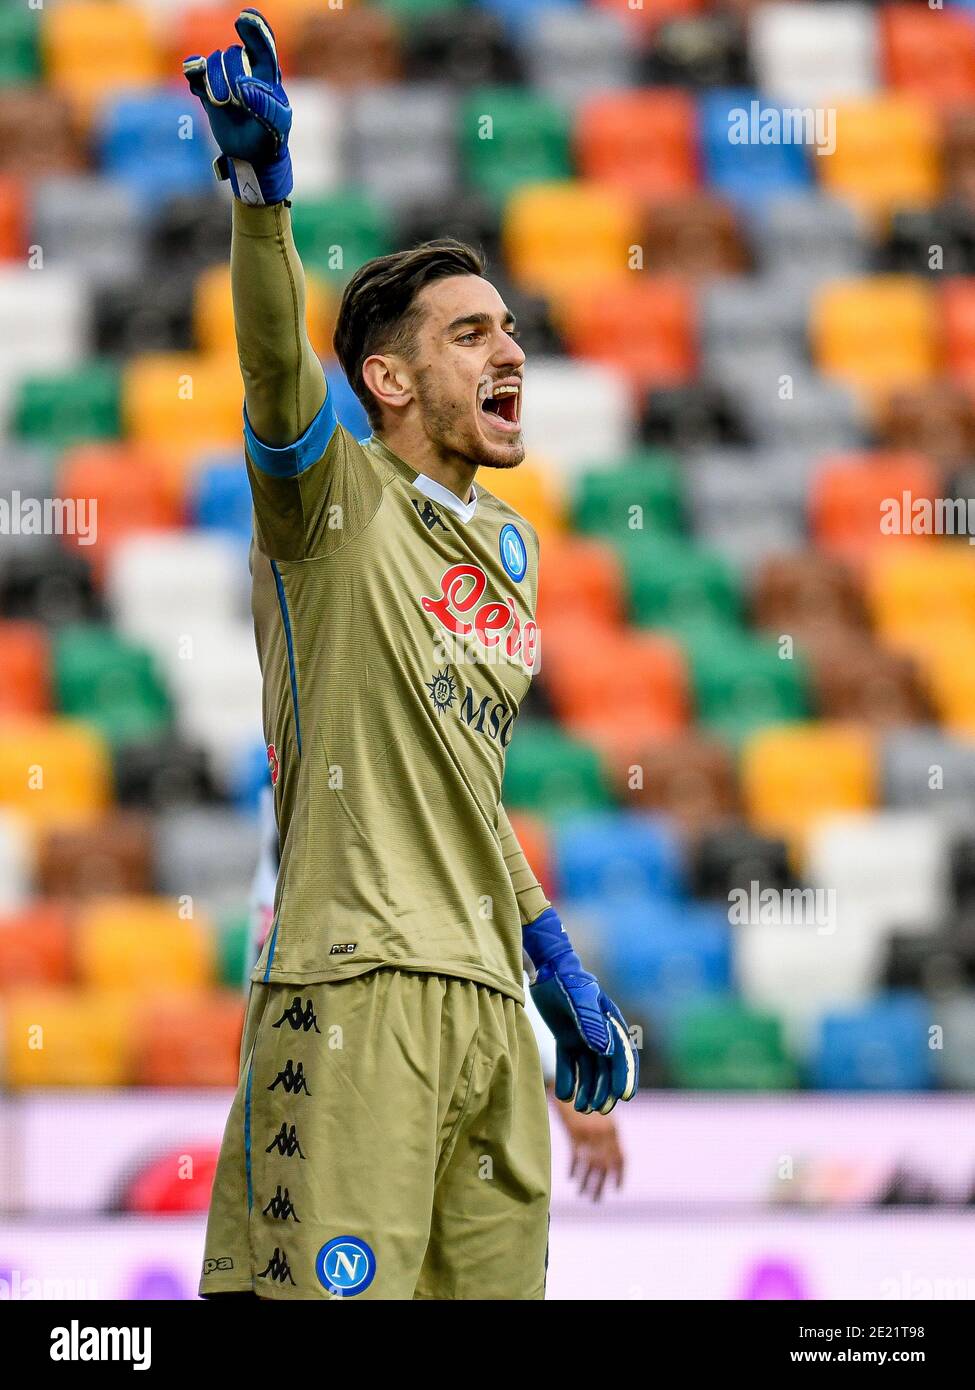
left=420, top=563, right=538, bottom=673
left=459, top=686, right=516, bottom=746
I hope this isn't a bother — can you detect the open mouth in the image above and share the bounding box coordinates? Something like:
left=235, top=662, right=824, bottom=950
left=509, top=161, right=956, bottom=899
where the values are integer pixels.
left=479, top=380, right=521, bottom=433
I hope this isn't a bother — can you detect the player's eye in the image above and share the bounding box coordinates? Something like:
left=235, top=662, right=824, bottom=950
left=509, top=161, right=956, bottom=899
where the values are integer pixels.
left=456, top=332, right=480, bottom=344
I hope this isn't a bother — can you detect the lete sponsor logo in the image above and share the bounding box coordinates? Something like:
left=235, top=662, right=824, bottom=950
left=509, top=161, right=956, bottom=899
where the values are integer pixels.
left=420, top=563, right=539, bottom=673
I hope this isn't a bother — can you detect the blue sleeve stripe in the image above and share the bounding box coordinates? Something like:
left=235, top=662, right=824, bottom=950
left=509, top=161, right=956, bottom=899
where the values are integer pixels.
left=270, top=559, right=302, bottom=758
left=244, top=391, right=337, bottom=478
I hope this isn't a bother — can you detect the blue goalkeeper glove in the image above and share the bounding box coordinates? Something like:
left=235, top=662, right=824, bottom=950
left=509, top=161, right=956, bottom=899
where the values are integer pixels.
left=182, top=7, right=292, bottom=207
left=525, top=907, right=639, bottom=1115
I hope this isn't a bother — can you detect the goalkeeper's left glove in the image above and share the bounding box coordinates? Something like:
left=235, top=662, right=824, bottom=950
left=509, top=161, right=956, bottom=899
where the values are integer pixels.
left=182, top=7, right=293, bottom=206
left=524, top=907, right=639, bottom=1115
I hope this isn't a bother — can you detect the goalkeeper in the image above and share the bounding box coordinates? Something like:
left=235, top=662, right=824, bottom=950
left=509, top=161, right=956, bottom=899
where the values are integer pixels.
left=186, top=8, right=638, bottom=1302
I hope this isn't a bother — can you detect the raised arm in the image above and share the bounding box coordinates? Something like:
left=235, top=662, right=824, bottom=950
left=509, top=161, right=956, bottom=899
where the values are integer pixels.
left=183, top=7, right=325, bottom=446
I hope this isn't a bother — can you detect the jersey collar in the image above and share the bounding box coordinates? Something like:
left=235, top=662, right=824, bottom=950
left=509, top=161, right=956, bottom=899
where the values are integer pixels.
left=362, top=434, right=478, bottom=524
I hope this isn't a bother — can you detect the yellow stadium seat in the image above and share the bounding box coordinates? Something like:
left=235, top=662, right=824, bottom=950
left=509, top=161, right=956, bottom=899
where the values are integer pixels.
left=812, top=277, right=937, bottom=398
left=42, top=1, right=163, bottom=119
left=741, top=723, right=877, bottom=845
left=476, top=454, right=567, bottom=540
left=76, top=896, right=216, bottom=991
left=502, top=181, right=641, bottom=297
left=0, top=717, right=111, bottom=832
left=867, top=544, right=975, bottom=638
left=4, top=988, right=135, bottom=1087
left=818, top=96, right=941, bottom=220
left=123, top=351, right=242, bottom=455
left=193, top=263, right=336, bottom=358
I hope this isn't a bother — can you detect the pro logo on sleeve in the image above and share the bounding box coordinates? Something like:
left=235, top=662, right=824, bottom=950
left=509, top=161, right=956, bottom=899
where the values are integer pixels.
left=315, top=1236, right=377, bottom=1297
left=499, top=523, right=527, bottom=583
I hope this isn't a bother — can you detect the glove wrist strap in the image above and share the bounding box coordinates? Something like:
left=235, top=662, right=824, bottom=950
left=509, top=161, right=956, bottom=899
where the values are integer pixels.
left=214, top=151, right=293, bottom=206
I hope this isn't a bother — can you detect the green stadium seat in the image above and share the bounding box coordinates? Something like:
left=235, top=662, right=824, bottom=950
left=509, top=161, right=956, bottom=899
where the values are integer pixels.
left=12, top=361, right=121, bottom=450
left=378, top=0, right=465, bottom=20
left=290, top=190, right=393, bottom=284
left=668, top=1001, right=798, bottom=1090
left=621, top=534, right=743, bottom=628
left=0, top=5, right=40, bottom=87
left=667, top=617, right=811, bottom=744
left=572, top=451, right=685, bottom=541
left=460, top=86, right=572, bottom=206
left=217, top=905, right=252, bottom=989
left=52, top=624, right=172, bottom=750
left=502, top=720, right=613, bottom=819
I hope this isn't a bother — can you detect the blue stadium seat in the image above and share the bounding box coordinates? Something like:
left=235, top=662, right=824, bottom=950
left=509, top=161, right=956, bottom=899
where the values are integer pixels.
left=324, top=364, right=371, bottom=439
left=554, top=812, right=686, bottom=904
left=479, top=0, right=580, bottom=37
left=98, top=93, right=215, bottom=211
left=192, top=455, right=252, bottom=542
left=596, top=899, right=733, bottom=1006
left=811, top=994, right=935, bottom=1091
left=699, top=89, right=811, bottom=207
left=229, top=739, right=272, bottom=814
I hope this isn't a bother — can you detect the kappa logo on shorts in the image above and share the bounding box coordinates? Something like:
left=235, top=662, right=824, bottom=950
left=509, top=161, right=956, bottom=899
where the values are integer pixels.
left=266, top=1122, right=305, bottom=1158
left=203, top=1257, right=234, bottom=1275
left=272, top=995, right=321, bottom=1033
left=258, top=1246, right=296, bottom=1286
left=315, top=1236, right=377, bottom=1298
left=268, top=1059, right=311, bottom=1095
left=263, top=1185, right=300, bottom=1223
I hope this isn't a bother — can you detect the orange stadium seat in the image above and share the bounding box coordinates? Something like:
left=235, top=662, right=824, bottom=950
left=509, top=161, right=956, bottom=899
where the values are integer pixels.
left=818, top=96, right=941, bottom=219
left=542, top=620, right=689, bottom=735
left=0, top=621, right=50, bottom=716
left=535, top=535, right=627, bottom=629
left=900, top=623, right=975, bottom=737
left=555, top=276, right=697, bottom=394
left=122, top=352, right=243, bottom=480
left=42, top=1, right=163, bottom=119
left=867, top=543, right=975, bottom=640
left=576, top=90, right=699, bottom=199
left=0, top=903, right=73, bottom=988
left=502, top=182, right=641, bottom=297
left=0, top=717, right=111, bottom=832
left=591, top=0, right=706, bottom=33
left=811, top=277, right=938, bottom=399
left=0, top=174, right=26, bottom=261
left=477, top=455, right=566, bottom=541
left=193, top=262, right=335, bottom=358
left=76, top=896, right=216, bottom=992
left=942, top=278, right=975, bottom=384
left=167, top=3, right=304, bottom=74
left=134, top=990, right=245, bottom=1087
left=504, top=809, right=555, bottom=900
left=809, top=451, right=941, bottom=561
left=881, top=5, right=975, bottom=108
left=741, top=723, right=877, bottom=847
left=56, top=444, right=183, bottom=581
left=3, top=987, right=135, bottom=1087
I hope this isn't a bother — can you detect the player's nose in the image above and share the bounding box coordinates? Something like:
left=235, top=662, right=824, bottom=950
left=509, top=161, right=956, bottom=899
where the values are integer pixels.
left=493, top=327, right=525, bottom=370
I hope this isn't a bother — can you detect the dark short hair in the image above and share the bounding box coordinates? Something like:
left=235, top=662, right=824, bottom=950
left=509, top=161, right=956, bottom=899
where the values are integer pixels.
left=334, top=238, right=486, bottom=429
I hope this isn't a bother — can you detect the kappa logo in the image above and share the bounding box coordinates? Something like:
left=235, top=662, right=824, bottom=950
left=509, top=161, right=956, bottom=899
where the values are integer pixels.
left=258, top=1246, right=296, bottom=1286
left=203, top=1257, right=234, bottom=1274
left=412, top=498, right=448, bottom=532
left=272, top=996, right=321, bottom=1033
left=266, top=1122, right=306, bottom=1158
left=315, top=1236, right=377, bottom=1298
left=263, top=1185, right=300, bottom=1222
left=268, top=1060, right=311, bottom=1095
left=420, top=563, right=538, bottom=673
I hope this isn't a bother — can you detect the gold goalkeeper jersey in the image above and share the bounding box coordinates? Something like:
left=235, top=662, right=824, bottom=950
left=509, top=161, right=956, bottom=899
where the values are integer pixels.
left=246, top=413, right=548, bottom=1002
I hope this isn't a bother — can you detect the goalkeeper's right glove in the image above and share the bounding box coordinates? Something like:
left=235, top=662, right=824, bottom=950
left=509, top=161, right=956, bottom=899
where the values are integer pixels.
left=183, top=6, right=293, bottom=207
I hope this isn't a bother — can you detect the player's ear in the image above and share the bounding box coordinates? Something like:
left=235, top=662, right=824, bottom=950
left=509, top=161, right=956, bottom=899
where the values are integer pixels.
left=362, top=354, right=413, bottom=414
